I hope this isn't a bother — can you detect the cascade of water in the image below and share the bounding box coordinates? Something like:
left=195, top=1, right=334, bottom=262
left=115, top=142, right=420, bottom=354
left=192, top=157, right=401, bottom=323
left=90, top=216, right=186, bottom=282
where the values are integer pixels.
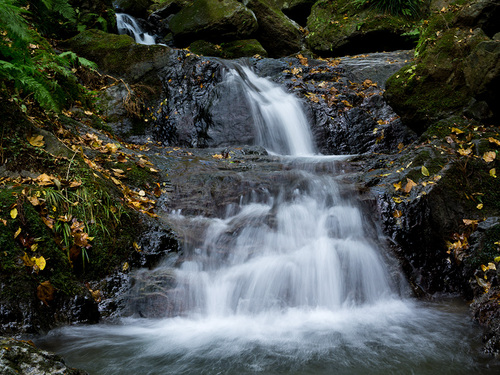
left=36, top=60, right=495, bottom=375
left=116, top=13, right=156, bottom=45
left=224, top=64, right=316, bottom=156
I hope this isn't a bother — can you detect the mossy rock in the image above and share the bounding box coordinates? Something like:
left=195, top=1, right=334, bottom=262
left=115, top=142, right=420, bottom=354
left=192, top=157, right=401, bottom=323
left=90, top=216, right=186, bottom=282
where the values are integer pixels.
left=189, top=39, right=268, bottom=58
left=245, top=0, right=303, bottom=58
left=306, top=0, right=420, bottom=57
left=168, top=0, right=258, bottom=46
left=264, top=0, right=317, bottom=25
left=64, top=29, right=174, bottom=90
left=385, top=21, right=490, bottom=134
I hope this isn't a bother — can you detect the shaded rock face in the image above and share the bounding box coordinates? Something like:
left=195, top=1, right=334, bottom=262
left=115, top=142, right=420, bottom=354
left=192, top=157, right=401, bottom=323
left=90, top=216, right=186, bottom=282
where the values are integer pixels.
left=306, top=0, right=419, bottom=57
left=115, top=0, right=154, bottom=18
left=169, top=0, right=258, bottom=46
left=188, top=39, right=268, bottom=58
left=0, top=337, right=88, bottom=375
left=0, top=288, right=99, bottom=336
left=455, top=0, right=500, bottom=38
left=244, top=0, right=303, bottom=58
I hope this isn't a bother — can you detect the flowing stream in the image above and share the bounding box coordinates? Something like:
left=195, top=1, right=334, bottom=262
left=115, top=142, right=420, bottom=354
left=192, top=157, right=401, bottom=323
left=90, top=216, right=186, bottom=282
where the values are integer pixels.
left=36, top=15, right=499, bottom=375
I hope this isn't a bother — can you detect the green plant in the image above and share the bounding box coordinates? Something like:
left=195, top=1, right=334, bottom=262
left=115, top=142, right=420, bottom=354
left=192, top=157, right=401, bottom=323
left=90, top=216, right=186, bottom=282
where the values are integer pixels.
left=354, top=0, right=423, bottom=18
left=0, top=0, right=94, bottom=112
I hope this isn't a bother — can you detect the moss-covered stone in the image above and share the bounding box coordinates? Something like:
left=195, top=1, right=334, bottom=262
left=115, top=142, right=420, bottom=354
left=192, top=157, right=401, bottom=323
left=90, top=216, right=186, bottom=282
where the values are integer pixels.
left=189, top=39, right=268, bottom=58
left=245, top=0, right=303, bottom=57
left=64, top=29, right=174, bottom=89
left=306, top=0, right=420, bottom=56
left=169, top=0, right=258, bottom=46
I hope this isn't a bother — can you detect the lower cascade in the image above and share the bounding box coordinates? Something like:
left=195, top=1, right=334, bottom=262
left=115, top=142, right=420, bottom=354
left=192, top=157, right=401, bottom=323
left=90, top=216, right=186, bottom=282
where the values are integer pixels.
left=37, top=63, right=496, bottom=374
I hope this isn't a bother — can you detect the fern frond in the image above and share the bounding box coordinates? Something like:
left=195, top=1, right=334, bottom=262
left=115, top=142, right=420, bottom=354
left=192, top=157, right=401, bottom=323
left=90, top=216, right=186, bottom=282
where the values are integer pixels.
left=59, top=51, right=98, bottom=71
left=0, top=0, right=30, bottom=43
left=39, top=0, right=75, bottom=21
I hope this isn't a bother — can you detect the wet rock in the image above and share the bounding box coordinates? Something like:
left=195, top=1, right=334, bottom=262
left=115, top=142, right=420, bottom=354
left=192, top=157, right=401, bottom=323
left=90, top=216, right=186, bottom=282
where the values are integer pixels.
left=0, top=337, right=87, bottom=374
left=168, top=0, right=258, bottom=46
left=132, top=221, right=181, bottom=268
left=244, top=0, right=303, bottom=58
left=455, top=0, right=500, bottom=38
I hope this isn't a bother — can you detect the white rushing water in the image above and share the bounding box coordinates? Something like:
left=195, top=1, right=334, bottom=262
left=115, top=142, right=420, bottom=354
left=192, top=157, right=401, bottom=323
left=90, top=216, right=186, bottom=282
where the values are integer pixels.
left=224, top=65, right=315, bottom=156
left=36, top=37, right=498, bottom=373
left=116, top=13, right=156, bottom=45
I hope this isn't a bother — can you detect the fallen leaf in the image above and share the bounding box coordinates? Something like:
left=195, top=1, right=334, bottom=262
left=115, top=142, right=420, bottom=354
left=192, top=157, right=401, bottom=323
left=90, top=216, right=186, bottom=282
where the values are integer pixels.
left=477, top=203, right=484, bottom=210
left=37, top=281, right=54, bottom=306
left=122, top=262, right=129, bottom=271
left=393, top=181, right=402, bottom=191
left=463, top=219, right=479, bottom=226
left=133, top=242, right=141, bottom=252
left=490, top=168, right=497, bottom=178
left=393, top=210, right=402, bottom=218
left=28, top=135, right=45, bottom=147
left=1, top=219, right=7, bottom=226
left=105, top=143, right=119, bottom=153
left=483, top=151, right=496, bottom=163
left=14, top=227, right=21, bottom=238
left=35, top=173, right=54, bottom=186
left=488, top=137, right=500, bottom=146
left=10, top=208, right=18, bottom=219
left=404, top=178, right=417, bottom=194
left=451, top=127, right=464, bottom=134
left=458, top=147, right=472, bottom=156
left=393, top=197, right=403, bottom=203
left=421, top=166, right=430, bottom=176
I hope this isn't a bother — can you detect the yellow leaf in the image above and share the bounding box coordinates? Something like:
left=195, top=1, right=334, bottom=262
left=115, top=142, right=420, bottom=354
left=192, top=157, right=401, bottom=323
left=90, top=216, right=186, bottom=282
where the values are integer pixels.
left=105, top=143, right=119, bottom=153
left=122, top=262, right=129, bottom=271
left=34, top=256, right=46, bottom=271
left=458, top=147, right=472, bottom=156
left=28, top=135, right=45, bottom=147
left=451, top=127, right=464, bottom=134
left=488, top=262, right=496, bottom=270
left=133, top=241, right=141, bottom=252
left=463, top=219, right=479, bottom=226
left=477, top=203, right=484, bottom=210
left=110, top=176, right=122, bottom=186
left=372, top=127, right=378, bottom=134
left=404, top=178, right=417, bottom=194
left=31, top=243, right=38, bottom=252
left=393, top=197, right=403, bottom=203
left=483, top=151, right=496, bottom=163
left=393, top=210, right=402, bottom=218
left=481, top=264, right=488, bottom=272
left=393, top=181, right=402, bottom=191
left=14, top=227, right=21, bottom=238
left=495, top=256, right=500, bottom=263
left=421, top=165, right=429, bottom=176
left=10, top=208, right=18, bottom=219
left=488, top=137, right=500, bottom=146
left=490, top=168, right=497, bottom=178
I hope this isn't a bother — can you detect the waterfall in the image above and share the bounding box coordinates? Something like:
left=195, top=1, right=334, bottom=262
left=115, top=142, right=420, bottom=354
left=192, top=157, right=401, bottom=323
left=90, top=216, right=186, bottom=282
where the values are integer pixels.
left=224, top=64, right=316, bottom=155
left=116, top=13, right=156, bottom=45
left=36, top=59, right=494, bottom=375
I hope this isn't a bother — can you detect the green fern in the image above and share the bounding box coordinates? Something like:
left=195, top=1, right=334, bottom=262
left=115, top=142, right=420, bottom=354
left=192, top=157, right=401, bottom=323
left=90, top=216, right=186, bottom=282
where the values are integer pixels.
left=39, top=0, right=75, bottom=21
left=0, top=0, right=97, bottom=113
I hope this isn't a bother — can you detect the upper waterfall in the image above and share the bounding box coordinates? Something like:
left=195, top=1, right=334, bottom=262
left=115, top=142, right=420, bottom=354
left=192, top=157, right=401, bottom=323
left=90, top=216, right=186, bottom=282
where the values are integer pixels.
left=116, top=13, right=156, bottom=45
left=224, top=64, right=316, bottom=156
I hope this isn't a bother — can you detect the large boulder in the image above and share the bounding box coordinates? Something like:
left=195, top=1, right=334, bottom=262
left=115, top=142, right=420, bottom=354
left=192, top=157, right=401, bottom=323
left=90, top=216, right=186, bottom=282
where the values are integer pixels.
left=306, top=0, right=420, bottom=57
left=385, top=0, right=499, bottom=134
left=63, top=29, right=174, bottom=89
left=168, top=0, right=258, bottom=46
left=244, top=0, right=303, bottom=57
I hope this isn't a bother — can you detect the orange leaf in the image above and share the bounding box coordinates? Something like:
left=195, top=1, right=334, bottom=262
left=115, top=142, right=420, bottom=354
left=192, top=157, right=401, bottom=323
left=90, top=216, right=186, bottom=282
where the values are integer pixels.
left=404, top=178, right=417, bottom=194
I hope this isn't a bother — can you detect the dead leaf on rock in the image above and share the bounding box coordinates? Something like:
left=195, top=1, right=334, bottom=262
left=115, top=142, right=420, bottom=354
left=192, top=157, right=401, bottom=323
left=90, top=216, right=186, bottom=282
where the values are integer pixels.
left=404, top=178, right=417, bottom=194
left=483, top=151, right=496, bottom=163
left=28, top=135, right=45, bottom=147
left=37, top=281, right=54, bottom=306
